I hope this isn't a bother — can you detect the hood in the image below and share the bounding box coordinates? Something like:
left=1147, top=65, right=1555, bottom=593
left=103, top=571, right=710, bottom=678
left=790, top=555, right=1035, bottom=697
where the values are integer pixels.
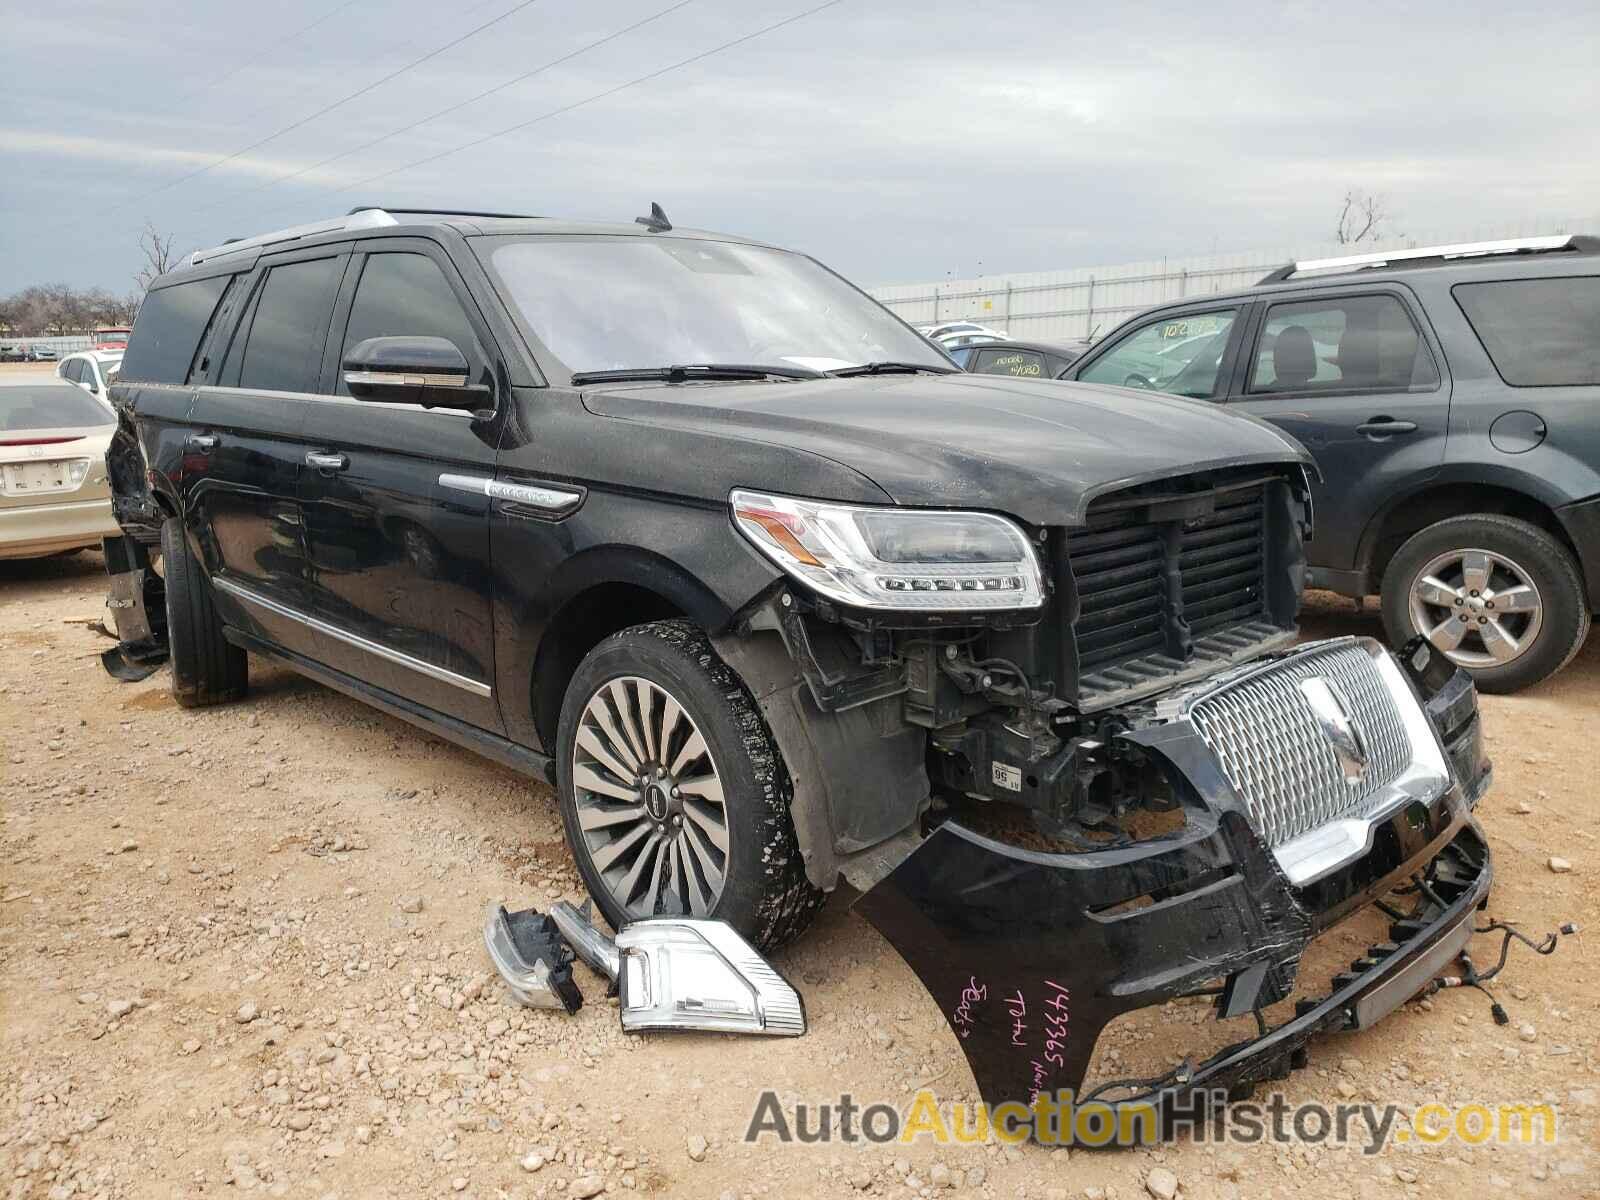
left=581, top=373, right=1310, bottom=525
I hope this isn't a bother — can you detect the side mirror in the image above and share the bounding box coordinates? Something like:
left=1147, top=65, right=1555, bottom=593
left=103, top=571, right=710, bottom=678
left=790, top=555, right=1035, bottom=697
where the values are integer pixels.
left=342, top=336, right=491, bottom=411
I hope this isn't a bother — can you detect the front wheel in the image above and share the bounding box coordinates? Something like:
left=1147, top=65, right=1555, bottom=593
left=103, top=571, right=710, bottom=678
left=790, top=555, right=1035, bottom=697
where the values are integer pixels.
left=555, top=620, right=824, bottom=951
left=1380, top=514, right=1590, bottom=693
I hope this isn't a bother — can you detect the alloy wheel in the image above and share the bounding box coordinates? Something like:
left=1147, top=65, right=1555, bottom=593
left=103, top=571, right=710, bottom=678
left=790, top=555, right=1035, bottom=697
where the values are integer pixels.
left=1408, top=547, right=1543, bottom=668
left=570, top=675, right=729, bottom=919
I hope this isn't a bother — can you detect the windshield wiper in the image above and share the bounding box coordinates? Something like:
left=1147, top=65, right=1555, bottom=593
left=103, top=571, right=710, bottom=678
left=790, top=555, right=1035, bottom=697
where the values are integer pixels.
left=826, top=361, right=961, bottom=377
left=570, top=362, right=824, bottom=385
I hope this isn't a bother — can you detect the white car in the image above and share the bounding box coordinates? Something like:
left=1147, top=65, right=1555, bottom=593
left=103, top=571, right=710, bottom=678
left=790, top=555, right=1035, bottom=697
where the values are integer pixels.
left=1, top=382, right=120, bottom=558
left=917, top=321, right=1010, bottom=348
left=57, top=350, right=123, bottom=403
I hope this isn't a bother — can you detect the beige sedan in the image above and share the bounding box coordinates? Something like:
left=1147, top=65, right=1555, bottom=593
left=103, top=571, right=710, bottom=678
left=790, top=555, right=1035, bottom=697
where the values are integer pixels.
left=1, top=383, right=121, bottom=559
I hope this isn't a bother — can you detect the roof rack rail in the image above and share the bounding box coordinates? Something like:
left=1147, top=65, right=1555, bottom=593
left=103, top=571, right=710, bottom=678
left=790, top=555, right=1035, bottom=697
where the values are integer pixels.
left=345, top=205, right=537, bottom=220
left=1258, top=233, right=1599, bottom=284
left=189, top=208, right=399, bottom=266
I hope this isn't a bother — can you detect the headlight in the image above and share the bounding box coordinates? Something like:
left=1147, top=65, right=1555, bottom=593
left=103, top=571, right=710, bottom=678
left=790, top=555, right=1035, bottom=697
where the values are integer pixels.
left=731, top=489, right=1044, bottom=611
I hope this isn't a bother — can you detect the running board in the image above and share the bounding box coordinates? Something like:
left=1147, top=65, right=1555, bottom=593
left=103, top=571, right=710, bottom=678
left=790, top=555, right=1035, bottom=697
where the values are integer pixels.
left=222, top=628, right=554, bottom=784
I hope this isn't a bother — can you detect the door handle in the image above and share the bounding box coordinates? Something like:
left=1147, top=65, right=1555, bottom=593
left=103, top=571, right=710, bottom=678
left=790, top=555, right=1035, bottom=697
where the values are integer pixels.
left=1356, top=419, right=1418, bottom=438
left=305, top=451, right=348, bottom=471
left=185, top=433, right=218, bottom=451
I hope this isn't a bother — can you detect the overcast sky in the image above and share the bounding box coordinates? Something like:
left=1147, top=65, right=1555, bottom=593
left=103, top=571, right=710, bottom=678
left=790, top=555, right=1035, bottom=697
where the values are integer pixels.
left=2, top=0, right=1597, bottom=295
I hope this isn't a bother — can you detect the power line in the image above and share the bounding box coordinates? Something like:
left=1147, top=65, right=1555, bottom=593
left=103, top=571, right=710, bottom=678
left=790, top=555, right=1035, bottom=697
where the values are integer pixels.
left=124, top=0, right=546, bottom=205
left=322, top=0, right=847, bottom=201
left=186, top=0, right=697, bottom=218
left=154, top=0, right=367, bottom=118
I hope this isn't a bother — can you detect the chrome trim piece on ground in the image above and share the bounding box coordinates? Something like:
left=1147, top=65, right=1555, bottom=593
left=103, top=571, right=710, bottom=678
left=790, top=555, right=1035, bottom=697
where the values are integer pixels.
left=438, top=473, right=583, bottom=516
left=212, top=575, right=492, bottom=698
left=615, top=918, right=806, bottom=1037
left=549, top=899, right=622, bottom=982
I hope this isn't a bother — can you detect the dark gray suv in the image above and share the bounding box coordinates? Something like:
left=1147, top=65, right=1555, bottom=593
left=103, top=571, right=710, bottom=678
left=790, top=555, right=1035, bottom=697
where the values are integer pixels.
left=1062, top=235, right=1600, bottom=692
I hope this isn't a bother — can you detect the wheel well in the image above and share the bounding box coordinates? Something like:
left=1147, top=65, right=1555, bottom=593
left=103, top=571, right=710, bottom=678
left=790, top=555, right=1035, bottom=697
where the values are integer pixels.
left=531, top=583, right=688, bottom=750
left=1365, top=484, right=1580, bottom=589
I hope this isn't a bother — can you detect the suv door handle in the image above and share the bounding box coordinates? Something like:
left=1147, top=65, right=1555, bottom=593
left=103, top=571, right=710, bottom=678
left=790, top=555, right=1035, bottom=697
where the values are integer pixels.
left=305, top=451, right=348, bottom=471
left=185, top=433, right=219, bottom=451
left=1355, top=419, right=1418, bottom=438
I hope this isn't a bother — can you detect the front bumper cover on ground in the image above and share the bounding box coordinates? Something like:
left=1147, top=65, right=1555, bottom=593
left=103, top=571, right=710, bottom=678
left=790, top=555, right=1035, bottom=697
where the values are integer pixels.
left=856, top=813, right=1490, bottom=1122
left=855, top=638, right=1493, bottom=1123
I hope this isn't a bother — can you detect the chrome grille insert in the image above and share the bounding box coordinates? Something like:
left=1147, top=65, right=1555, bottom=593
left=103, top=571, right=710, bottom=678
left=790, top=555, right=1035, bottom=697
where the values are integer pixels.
left=1185, top=638, right=1451, bottom=885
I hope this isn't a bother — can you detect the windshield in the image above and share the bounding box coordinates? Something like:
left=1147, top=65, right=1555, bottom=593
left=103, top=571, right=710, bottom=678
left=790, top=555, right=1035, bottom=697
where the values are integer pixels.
left=0, top=384, right=115, bottom=431
left=483, top=236, right=948, bottom=376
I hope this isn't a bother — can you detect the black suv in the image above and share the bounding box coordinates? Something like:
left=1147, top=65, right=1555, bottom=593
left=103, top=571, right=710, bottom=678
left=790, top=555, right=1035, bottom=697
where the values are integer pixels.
left=1062, top=235, right=1600, bottom=692
left=103, top=207, right=1493, bottom=1114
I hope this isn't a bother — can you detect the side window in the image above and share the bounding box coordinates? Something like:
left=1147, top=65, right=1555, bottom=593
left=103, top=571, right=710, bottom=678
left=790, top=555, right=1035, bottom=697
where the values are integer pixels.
left=972, top=348, right=1046, bottom=378
left=335, top=252, right=480, bottom=395
left=119, top=275, right=231, bottom=384
left=184, top=274, right=240, bottom=384
left=229, top=257, right=343, bottom=393
left=1454, top=277, right=1600, bottom=387
left=1248, top=294, right=1438, bottom=395
left=62, top=358, right=84, bottom=383
left=1077, top=309, right=1238, bottom=399
left=946, top=347, right=973, bottom=368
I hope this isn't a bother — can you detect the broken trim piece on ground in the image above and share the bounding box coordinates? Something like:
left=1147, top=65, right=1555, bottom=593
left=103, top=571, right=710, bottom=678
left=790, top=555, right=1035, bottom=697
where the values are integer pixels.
left=483, top=905, right=583, bottom=1014
left=487, top=902, right=807, bottom=1038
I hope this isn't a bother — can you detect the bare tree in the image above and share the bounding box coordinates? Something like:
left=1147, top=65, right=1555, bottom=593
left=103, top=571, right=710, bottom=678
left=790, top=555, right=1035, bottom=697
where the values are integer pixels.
left=1335, top=190, right=1397, bottom=245
left=134, top=219, right=178, bottom=291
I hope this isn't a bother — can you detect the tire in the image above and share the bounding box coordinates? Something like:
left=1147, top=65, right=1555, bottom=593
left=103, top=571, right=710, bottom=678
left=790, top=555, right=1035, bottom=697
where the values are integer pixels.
left=555, top=619, right=824, bottom=951
left=160, top=517, right=247, bottom=708
left=1380, top=514, right=1589, bottom=694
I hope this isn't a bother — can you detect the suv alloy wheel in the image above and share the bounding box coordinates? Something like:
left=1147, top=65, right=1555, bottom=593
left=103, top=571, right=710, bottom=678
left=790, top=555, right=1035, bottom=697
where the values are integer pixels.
left=554, top=620, right=824, bottom=950
left=1381, top=514, right=1590, bottom=693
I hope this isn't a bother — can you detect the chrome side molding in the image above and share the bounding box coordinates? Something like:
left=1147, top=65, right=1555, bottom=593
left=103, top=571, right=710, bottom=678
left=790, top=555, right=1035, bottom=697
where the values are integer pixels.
left=211, top=575, right=493, bottom=698
left=438, top=473, right=584, bottom=517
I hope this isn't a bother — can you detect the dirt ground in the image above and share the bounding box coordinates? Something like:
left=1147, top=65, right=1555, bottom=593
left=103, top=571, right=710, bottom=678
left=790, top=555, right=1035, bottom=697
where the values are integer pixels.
left=2, top=547, right=1597, bottom=1200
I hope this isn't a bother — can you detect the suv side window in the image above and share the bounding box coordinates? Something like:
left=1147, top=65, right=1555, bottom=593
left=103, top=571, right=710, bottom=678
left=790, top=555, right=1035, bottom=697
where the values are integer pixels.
left=62, top=358, right=84, bottom=383
left=335, top=252, right=480, bottom=395
left=1248, top=294, right=1438, bottom=395
left=119, top=274, right=232, bottom=384
left=232, top=257, right=344, bottom=393
left=1077, top=309, right=1239, bottom=398
left=971, top=347, right=1045, bottom=378
left=1453, top=276, right=1600, bottom=387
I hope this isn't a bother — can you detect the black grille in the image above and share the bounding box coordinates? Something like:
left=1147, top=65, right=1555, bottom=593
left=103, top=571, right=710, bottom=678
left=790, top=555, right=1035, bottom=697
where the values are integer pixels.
left=1179, top=487, right=1267, bottom=636
left=1066, top=477, right=1287, bottom=707
left=1069, top=516, right=1167, bottom=672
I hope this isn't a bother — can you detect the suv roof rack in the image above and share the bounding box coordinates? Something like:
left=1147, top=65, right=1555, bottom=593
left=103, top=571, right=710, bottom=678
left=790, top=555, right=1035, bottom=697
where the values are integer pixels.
left=1257, top=233, right=1600, bottom=284
left=345, top=205, right=538, bottom=220
left=189, top=208, right=400, bottom=266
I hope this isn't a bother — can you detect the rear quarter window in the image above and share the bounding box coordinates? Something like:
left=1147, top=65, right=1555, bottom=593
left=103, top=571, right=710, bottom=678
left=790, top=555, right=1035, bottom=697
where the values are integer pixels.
left=120, top=275, right=232, bottom=384
left=1453, top=276, right=1600, bottom=387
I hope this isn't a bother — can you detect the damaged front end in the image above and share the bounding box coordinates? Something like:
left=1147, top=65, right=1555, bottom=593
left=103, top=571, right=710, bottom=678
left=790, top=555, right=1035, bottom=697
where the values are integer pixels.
left=854, top=635, right=1494, bottom=1120
left=99, top=391, right=171, bottom=679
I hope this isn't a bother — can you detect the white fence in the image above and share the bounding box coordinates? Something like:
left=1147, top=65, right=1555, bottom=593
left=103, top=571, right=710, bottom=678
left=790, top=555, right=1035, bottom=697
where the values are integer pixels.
left=867, top=216, right=1600, bottom=344
left=1, top=334, right=96, bottom=355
